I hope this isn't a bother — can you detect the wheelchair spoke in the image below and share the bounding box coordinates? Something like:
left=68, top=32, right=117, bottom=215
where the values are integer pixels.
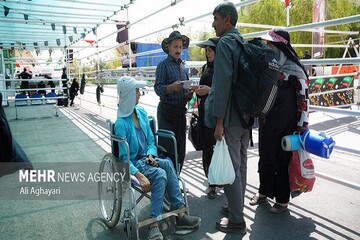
left=106, top=186, right=114, bottom=193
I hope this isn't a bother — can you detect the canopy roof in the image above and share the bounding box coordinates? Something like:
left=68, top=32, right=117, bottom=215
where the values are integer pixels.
left=0, top=0, right=131, bottom=49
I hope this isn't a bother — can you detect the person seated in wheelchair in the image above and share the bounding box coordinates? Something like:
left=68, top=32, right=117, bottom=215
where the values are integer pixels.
left=115, top=77, right=201, bottom=240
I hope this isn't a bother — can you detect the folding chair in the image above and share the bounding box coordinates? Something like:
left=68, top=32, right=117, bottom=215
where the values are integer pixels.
left=45, top=92, right=57, bottom=104
left=15, top=93, right=27, bottom=106
left=30, top=93, right=43, bottom=105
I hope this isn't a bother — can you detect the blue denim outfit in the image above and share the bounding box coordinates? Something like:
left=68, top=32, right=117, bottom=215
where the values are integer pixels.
left=114, top=106, right=183, bottom=217
left=115, top=106, right=157, bottom=175
left=140, top=157, right=183, bottom=217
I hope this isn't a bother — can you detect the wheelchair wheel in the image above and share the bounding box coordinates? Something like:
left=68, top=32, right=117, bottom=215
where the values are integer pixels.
left=98, top=153, right=122, bottom=228
left=123, top=209, right=132, bottom=239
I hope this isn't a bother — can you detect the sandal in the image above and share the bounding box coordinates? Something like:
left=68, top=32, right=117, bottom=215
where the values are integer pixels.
left=249, top=195, right=267, bottom=206
left=207, top=187, right=217, bottom=199
left=269, top=203, right=288, bottom=214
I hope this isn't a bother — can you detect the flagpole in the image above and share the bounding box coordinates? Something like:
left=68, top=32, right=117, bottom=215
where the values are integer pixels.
left=286, top=6, right=290, bottom=27
left=285, top=0, right=291, bottom=27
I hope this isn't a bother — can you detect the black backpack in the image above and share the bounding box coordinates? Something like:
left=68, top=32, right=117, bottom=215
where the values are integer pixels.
left=231, top=34, right=280, bottom=127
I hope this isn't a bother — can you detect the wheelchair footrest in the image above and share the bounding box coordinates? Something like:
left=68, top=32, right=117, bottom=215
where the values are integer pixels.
left=174, top=226, right=200, bottom=235
left=136, top=207, right=188, bottom=230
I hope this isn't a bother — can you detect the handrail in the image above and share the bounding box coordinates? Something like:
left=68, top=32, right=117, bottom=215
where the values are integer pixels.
left=0, top=78, right=65, bottom=82
left=309, top=105, right=360, bottom=116
left=301, top=58, right=360, bottom=65
left=309, top=87, right=357, bottom=96
left=1, top=87, right=67, bottom=92
left=8, top=96, right=68, bottom=101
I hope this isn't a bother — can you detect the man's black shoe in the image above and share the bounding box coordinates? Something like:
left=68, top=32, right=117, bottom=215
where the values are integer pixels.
left=216, top=217, right=246, bottom=234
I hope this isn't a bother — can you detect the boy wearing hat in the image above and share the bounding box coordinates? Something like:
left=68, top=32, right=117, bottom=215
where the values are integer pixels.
left=154, top=30, right=193, bottom=172
left=115, top=76, right=201, bottom=240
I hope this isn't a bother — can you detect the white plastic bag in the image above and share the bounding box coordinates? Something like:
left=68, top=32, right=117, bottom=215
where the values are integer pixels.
left=208, top=139, right=235, bottom=185
left=298, top=149, right=315, bottom=179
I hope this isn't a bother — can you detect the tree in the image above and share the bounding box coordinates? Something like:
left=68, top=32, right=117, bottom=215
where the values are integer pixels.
left=105, top=48, right=122, bottom=69
left=238, top=0, right=360, bottom=58
left=188, top=30, right=214, bottom=61
left=324, top=0, right=360, bottom=58
left=93, top=59, right=106, bottom=71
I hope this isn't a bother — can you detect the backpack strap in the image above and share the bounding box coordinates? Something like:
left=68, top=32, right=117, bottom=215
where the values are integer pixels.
left=240, top=115, right=254, bottom=129
left=225, top=32, right=252, bottom=57
left=223, top=33, right=255, bottom=129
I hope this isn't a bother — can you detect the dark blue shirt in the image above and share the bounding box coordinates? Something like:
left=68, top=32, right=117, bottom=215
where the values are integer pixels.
left=154, top=55, right=189, bottom=107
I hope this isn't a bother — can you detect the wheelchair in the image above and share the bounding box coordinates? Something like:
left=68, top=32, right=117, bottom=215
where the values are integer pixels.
left=98, top=116, right=189, bottom=239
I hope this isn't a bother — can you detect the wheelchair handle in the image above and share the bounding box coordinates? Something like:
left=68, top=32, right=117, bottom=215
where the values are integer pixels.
left=110, top=134, right=126, bottom=144
left=155, top=129, right=180, bottom=176
left=156, top=129, right=175, bottom=138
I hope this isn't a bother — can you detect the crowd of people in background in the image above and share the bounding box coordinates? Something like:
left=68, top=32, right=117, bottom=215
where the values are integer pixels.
left=13, top=66, right=83, bottom=107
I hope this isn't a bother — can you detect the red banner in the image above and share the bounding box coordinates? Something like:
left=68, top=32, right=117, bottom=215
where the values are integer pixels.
left=285, top=0, right=291, bottom=8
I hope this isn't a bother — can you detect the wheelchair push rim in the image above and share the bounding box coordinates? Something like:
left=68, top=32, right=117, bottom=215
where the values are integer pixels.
left=98, top=153, right=122, bottom=228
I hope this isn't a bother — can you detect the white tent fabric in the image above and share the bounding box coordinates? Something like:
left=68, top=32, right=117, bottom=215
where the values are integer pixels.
left=0, top=0, right=131, bottom=49
left=1, top=0, right=359, bottom=57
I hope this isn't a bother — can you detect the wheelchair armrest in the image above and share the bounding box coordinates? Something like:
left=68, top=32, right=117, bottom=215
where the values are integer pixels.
left=155, top=129, right=175, bottom=138
left=157, top=145, right=168, bottom=154
left=131, top=175, right=140, bottom=187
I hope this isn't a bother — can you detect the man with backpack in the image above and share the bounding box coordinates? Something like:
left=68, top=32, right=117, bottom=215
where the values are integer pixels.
left=205, top=2, right=249, bottom=234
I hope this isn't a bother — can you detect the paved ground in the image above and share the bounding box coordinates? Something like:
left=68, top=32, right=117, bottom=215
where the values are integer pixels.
left=1, top=86, right=359, bottom=240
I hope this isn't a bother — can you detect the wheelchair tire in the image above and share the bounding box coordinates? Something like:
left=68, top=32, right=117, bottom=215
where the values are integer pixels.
left=98, top=153, right=122, bottom=228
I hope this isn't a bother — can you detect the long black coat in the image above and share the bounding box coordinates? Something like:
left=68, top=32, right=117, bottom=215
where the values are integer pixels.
left=197, top=63, right=216, bottom=173
left=70, top=81, right=79, bottom=96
